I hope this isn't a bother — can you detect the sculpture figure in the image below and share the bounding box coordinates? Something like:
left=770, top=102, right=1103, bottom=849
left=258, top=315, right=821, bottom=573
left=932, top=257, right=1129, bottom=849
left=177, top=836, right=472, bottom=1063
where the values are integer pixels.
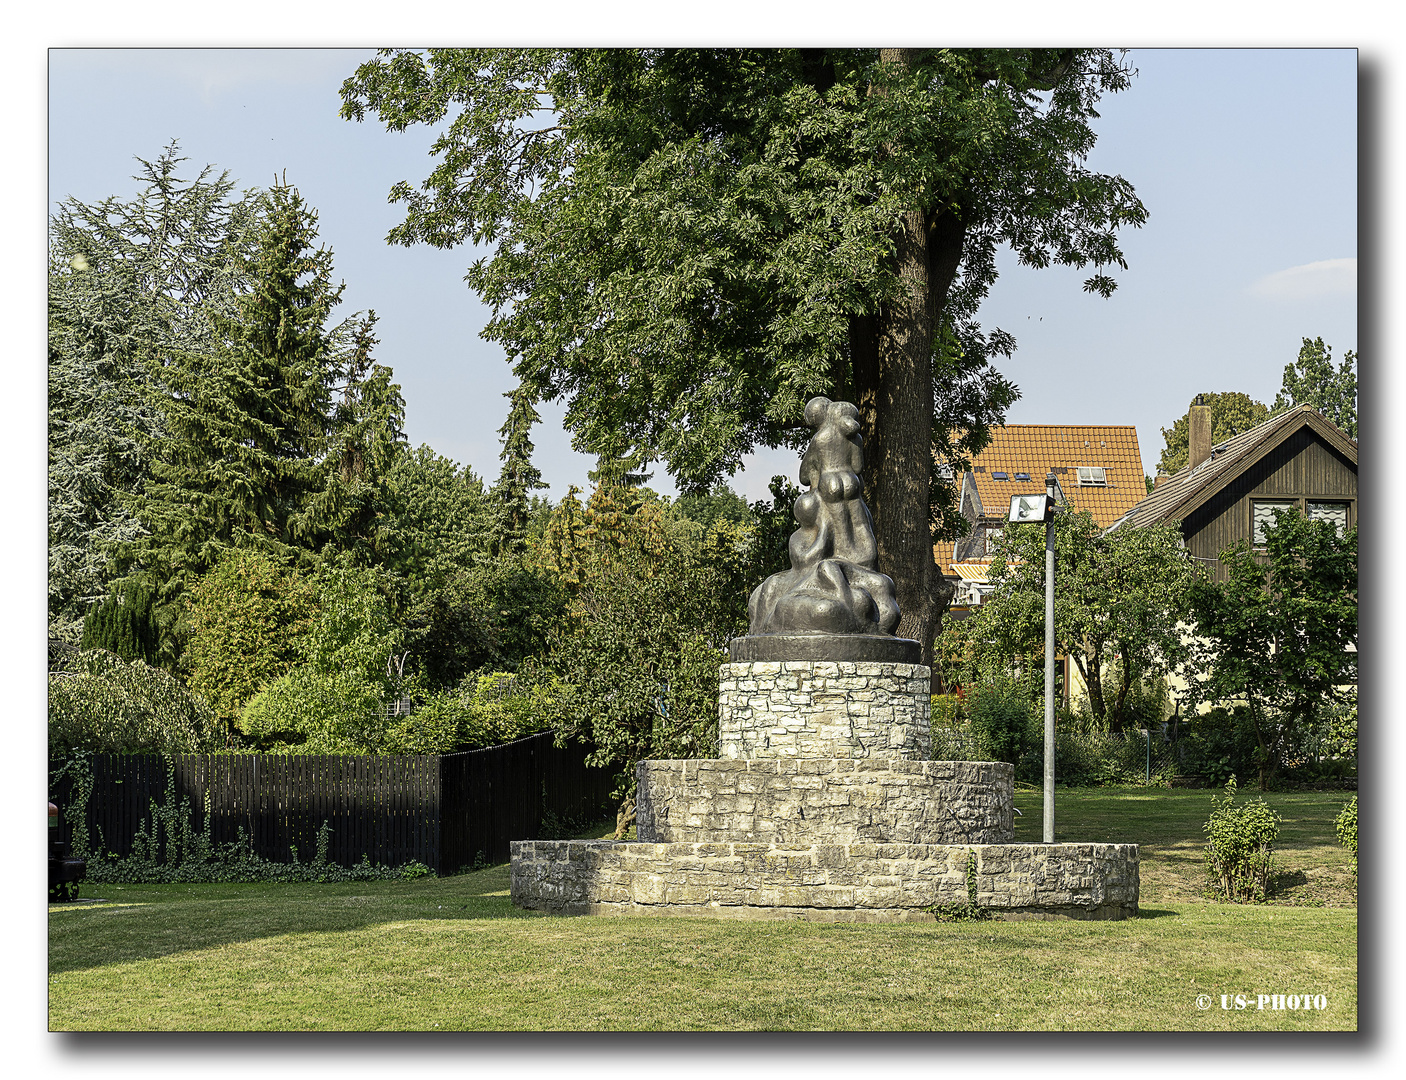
left=746, top=397, right=902, bottom=639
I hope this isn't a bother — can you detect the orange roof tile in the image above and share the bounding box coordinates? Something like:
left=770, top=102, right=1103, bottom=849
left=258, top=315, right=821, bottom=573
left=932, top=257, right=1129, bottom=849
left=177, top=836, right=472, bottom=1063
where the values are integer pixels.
left=934, top=424, right=1146, bottom=576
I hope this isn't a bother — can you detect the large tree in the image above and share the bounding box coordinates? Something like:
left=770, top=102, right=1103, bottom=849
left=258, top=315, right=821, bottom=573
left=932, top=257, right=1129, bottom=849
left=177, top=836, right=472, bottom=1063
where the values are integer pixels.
left=1185, top=508, right=1357, bottom=790
left=121, top=179, right=401, bottom=658
left=1271, top=336, right=1357, bottom=439
left=969, top=509, right=1195, bottom=732
left=47, top=143, right=262, bottom=642
left=340, top=48, right=1147, bottom=658
left=1156, top=391, right=1270, bottom=476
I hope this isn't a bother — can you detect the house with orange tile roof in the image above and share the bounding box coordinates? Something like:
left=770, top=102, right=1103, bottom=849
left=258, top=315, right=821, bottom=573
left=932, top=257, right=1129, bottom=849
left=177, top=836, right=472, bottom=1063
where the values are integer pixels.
left=938, top=424, right=1148, bottom=611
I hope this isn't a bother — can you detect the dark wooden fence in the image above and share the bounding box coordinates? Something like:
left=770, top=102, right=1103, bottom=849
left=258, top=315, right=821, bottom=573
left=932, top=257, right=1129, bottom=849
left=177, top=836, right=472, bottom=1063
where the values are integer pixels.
left=48, top=733, right=615, bottom=875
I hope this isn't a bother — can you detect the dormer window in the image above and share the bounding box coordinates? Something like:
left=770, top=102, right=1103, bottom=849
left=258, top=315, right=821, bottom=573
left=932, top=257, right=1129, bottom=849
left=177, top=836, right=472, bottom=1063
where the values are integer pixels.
left=1076, top=467, right=1107, bottom=487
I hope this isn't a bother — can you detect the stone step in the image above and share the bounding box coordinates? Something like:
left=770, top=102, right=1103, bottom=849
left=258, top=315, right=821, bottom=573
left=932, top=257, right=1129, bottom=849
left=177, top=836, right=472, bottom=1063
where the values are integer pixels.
left=510, top=840, right=1140, bottom=923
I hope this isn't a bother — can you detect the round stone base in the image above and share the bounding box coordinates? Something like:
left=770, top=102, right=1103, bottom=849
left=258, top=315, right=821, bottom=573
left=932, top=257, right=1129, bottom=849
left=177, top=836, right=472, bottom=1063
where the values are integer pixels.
left=719, top=660, right=931, bottom=759
left=636, top=758, right=1015, bottom=845
left=510, top=840, right=1140, bottom=922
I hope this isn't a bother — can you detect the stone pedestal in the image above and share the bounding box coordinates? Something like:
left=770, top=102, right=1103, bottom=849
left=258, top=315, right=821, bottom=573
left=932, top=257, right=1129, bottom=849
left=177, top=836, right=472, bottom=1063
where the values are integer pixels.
left=635, top=758, right=1014, bottom=845
left=510, top=657, right=1140, bottom=921
left=717, top=661, right=930, bottom=760
left=511, top=840, right=1139, bottom=922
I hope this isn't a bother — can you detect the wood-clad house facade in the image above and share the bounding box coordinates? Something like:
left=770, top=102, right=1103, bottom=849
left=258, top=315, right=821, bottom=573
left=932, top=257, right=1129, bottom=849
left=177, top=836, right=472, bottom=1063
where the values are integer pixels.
left=1110, top=405, right=1357, bottom=579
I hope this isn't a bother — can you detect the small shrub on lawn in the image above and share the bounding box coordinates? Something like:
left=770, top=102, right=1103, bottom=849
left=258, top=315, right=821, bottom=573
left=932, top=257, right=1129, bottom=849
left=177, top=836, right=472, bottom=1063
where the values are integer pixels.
left=1335, top=796, right=1357, bottom=878
left=1204, top=776, right=1280, bottom=902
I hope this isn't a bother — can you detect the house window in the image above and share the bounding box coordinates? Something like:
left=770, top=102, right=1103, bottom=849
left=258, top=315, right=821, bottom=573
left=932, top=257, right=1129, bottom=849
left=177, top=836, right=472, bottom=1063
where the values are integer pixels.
left=1076, top=466, right=1107, bottom=486
left=992, top=471, right=1009, bottom=480
left=1306, top=501, right=1350, bottom=536
left=984, top=527, right=1003, bottom=556
left=1252, top=500, right=1297, bottom=545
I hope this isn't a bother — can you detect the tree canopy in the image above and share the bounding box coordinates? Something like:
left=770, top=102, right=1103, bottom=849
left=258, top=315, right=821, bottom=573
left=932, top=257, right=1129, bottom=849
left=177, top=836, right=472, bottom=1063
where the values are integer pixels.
left=1272, top=336, right=1357, bottom=439
left=340, top=47, right=1147, bottom=656
left=1157, top=391, right=1270, bottom=476
left=1185, top=508, right=1357, bottom=789
left=962, top=508, right=1195, bottom=732
left=47, top=143, right=263, bottom=642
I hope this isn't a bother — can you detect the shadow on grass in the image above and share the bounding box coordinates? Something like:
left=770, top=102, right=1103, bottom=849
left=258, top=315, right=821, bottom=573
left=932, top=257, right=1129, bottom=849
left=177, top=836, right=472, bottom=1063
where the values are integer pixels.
left=1133, top=908, right=1180, bottom=919
left=48, top=864, right=533, bottom=976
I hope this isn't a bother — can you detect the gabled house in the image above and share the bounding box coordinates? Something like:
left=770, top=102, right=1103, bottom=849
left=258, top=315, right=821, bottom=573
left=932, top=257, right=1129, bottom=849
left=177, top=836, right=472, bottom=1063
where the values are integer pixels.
left=939, top=424, right=1148, bottom=611
left=1108, top=403, right=1357, bottom=579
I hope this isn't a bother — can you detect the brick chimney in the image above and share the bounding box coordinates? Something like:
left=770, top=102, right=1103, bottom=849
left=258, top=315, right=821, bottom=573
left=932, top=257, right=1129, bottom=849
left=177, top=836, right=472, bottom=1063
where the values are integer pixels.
left=1189, top=396, right=1213, bottom=469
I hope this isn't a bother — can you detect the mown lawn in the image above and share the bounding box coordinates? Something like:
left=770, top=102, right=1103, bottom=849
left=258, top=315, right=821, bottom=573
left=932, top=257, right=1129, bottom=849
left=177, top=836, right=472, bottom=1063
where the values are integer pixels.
left=49, top=786, right=1357, bottom=1032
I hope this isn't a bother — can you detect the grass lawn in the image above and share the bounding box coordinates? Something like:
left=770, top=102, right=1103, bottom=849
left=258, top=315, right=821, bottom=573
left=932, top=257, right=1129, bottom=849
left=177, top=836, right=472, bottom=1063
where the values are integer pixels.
left=49, top=786, right=1357, bottom=1032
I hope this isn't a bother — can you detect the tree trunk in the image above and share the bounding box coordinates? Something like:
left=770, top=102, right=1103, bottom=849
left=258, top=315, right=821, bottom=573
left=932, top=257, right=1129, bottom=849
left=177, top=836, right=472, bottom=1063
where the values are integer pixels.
left=852, top=48, right=965, bottom=668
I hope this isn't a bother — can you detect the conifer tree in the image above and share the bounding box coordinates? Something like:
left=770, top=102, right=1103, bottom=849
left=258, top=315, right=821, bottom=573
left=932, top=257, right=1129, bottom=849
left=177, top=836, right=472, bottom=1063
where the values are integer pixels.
left=47, top=143, right=261, bottom=641
left=488, top=385, right=546, bottom=555
left=123, top=179, right=346, bottom=653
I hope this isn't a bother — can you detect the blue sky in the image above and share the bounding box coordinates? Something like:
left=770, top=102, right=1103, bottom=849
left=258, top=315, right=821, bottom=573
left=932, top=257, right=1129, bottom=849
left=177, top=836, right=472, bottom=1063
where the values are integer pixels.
left=47, top=47, right=1358, bottom=499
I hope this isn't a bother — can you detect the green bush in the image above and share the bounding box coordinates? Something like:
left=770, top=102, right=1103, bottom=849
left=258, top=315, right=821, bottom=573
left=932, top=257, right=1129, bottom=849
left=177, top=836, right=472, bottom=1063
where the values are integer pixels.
left=967, top=681, right=1037, bottom=766
left=49, top=649, right=223, bottom=756
left=81, top=583, right=160, bottom=665
left=1182, top=706, right=1261, bottom=788
left=1203, top=777, right=1280, bottom=902
left=237, top=562, right=403, bottom=752
left=382, top=671, right=557, bottom=754
left=1335, top=796, right=1357, bottom=877
left=183, top=548, right=318, bottom=727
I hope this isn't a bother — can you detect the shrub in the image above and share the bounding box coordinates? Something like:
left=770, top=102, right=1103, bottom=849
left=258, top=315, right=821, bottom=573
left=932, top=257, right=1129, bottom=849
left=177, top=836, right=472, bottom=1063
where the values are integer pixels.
left=381, top=671, right=557, bottom=755
left=1335, top=796, right=1357, bottom=877
left=237, top=562, right=403, bottom=752
left=967, top=681, right=1037, bottom=766
left=1182, top=706, right=1261, bottom=789
left=49, top=649, right=223, bottom=756
left=1203, top=777, right=1280, bottom=902
left=183, top=548, right=318, bottom=727
left=81, top=583, right=160, bottom=665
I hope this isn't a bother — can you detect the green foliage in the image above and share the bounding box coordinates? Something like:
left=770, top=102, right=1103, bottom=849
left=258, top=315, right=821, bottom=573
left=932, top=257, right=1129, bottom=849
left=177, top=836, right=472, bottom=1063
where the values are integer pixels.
left=378, top=444, right=494, bottom=595
left=81, top=582, right=160, bottom=664
left=488, top=385, right=547, bottom=557
left=1271, top=337, right=1357, bottom=439
left=1186, top=509, right=1357, bottom=789
left=121, top=179, right=404, bottom=663
left=967, top=509, right=1194, bottom=731
left=1181, top=706, right=1261, bottom=789
left=966, top=680, right=1036, bottom=766
left=1157, top=392, right=1269, bottom=475
left=1203, top=777, right=1281, bottom=903
left=382, top=672, right=557, bottom=754
left=340, top=48, right=1146, bottom=647
left=537, top=485, right=750, bottom=800
left=183, top=548, right=319, bottom=727
left=404, top=558, right=566, bottom=690
left=49, top=650, right=223, bottom=757
left=238, top=562, right=403, bottom=752
left=673, top=483, right=755, bottom=532
left=1335, top=797, right=1357, bottom=877
left=47, top=142, right=263, bottom=644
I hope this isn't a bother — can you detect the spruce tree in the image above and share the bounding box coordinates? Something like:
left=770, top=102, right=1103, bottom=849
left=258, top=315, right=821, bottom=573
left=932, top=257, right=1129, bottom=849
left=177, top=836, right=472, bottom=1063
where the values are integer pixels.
left=488, top=385, right=546, bottom=556
left=123, top=179, right=345, bottom=651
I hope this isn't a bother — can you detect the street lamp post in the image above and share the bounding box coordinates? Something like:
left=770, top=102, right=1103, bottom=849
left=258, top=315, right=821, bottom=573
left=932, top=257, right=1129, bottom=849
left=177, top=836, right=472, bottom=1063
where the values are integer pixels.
left=1042, top=471, right=1056, bottom=844
left=1008, top=473, right=1060, bottom=844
